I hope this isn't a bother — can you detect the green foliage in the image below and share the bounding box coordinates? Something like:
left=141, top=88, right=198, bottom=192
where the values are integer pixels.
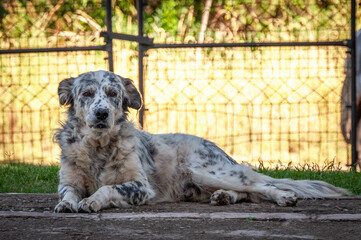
left=0, top=163, right=59, bottom=193
left=0, top=0, right=350, bottom=43
left=146, top=1, right=180, bottom=35
left=0, top=0, right=106, bottom=38
left=115, top=0, right=136, bottom=17
left=144, top=0, right=202, bottom=38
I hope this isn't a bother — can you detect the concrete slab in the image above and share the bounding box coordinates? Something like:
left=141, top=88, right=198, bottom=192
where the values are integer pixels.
left=0, top=194, right=360, bottom=239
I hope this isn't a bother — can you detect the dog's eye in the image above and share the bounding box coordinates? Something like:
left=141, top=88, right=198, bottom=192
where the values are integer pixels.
left=108, top=91, right=117, bottom=97
left=83, top=91, right=93, bottom=97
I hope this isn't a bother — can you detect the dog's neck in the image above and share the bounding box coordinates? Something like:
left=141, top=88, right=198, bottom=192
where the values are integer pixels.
left=75, top=119, right=136, bottom=149
left=87, top=132, right=111, bottom=148
left=80, top=126, right=119, bottom=148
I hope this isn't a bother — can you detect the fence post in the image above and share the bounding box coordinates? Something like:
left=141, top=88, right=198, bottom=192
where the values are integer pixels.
left=105, top=0, right=114, bottom=72
left=137, top=0, right=145, bottom=127
left=351, top=0, right=357, bottom=170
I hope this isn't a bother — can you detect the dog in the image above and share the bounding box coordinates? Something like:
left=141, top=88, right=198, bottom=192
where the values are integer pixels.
left=54, top=70, right=349, bottom=213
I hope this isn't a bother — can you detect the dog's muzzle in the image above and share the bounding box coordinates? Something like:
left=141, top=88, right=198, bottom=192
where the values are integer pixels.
left=90, top=108, right=110, bottom=129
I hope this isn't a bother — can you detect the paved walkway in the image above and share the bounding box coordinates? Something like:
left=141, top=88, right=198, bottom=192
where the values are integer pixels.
left=0, top=194, right=360, bottom=239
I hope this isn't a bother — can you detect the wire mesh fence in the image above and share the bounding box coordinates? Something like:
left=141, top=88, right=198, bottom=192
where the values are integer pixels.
left=0, top=0, right=357, bottom=168
left=143, top=46, right=349, bottom=166
left=1, top=51, right=108, bottom=164
left=142, top=0, right=354, bottom=167
left=0, top=1, right=108, bottom=164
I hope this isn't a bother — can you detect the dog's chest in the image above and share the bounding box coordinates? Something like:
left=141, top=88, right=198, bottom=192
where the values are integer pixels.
left=79, top=146, right=125, bottom=193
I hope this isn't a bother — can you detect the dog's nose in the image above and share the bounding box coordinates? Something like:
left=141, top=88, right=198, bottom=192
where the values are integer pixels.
left=95, top=109, right=109, bottom=120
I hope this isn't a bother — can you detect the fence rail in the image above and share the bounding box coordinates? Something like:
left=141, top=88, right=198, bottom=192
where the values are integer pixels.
left=0, top=0, right=357, bottom=169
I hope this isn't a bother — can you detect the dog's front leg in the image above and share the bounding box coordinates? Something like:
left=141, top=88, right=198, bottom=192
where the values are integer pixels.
left=78, top=181, right=155, bottom=213
left=55, top=184, right=84, bottom=213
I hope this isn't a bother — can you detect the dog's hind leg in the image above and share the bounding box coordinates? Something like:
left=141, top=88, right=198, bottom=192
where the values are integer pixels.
left=247, top=183, right=297, bottom=206
left=190, top=164, right=298, bottom=206
left=210, top=189, right=248, bottom=205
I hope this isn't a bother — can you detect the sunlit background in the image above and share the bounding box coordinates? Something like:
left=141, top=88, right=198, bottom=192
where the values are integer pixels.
left=0, top=0, right=356, bottom=168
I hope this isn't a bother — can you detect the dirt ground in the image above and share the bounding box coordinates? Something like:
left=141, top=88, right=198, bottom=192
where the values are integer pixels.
left=0, top=194, right=361, bottom=239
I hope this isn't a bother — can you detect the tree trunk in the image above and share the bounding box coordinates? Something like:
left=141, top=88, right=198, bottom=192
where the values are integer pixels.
left=198, top=0, right=212, bottom=43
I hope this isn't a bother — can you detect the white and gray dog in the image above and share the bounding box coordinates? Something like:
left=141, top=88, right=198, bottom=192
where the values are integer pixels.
left=54, top=70, right=349, bottom=213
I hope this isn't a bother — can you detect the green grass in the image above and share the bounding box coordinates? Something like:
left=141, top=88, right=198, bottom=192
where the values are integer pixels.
left=0, top=163, right=59, bottom=193
left=0, top=163, right=360, bottom=195
left=258, top=167, right=361, bottom=195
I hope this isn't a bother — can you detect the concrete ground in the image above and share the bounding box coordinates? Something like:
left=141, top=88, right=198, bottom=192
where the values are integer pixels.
left=0, top=193, right=361, bottom=239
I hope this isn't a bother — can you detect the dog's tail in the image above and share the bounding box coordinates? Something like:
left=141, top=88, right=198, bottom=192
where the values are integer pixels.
left=262, top=175, right=351, bottom=199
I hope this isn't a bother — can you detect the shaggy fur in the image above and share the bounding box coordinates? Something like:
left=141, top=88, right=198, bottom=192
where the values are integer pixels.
left=54, top=70, right=349, bottom=213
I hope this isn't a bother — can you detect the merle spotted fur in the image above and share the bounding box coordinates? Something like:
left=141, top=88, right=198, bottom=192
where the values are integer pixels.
left=54, top=70, right=349, bottom=213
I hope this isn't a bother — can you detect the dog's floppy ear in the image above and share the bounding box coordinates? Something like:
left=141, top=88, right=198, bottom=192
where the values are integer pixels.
left=123, top=78, right=142, bottom=110
left=58, top=77, right=75, bottom=106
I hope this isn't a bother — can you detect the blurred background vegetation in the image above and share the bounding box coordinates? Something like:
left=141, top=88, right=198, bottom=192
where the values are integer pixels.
left=0, top=0, right=351, bottom=44
left=0, top=0, right=356, bottom=168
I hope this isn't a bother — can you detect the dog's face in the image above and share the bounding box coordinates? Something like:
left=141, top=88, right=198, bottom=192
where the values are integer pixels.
left=58, top=70, right=141, bottom=132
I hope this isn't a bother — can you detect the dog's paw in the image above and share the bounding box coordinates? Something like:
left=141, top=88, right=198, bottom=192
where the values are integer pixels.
left=54, top=200, right=77, bottom=213
left=210, top=189, right=233, bottom=206
left=276, top=191, right=297, bottom=207
left=78, top=198, right=101, bottom=213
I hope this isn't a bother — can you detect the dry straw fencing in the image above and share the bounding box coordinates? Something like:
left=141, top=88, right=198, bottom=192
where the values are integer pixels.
left=0, top=0, right=356, bottom=168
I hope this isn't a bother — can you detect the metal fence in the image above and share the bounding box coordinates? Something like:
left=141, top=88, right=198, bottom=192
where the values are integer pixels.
left=0, top=0, right=358, bottom=168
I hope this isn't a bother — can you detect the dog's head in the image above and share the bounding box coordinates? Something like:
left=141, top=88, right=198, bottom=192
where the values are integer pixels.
left=58, top=70, right=141, bottom=132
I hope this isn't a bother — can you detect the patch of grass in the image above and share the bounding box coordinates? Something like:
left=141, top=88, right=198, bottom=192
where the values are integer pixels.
left=0, top=163, right=59, bottom=193
left=0, top=163, right=360, bottom=195
left=257, top=165, right=361, bottom=195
